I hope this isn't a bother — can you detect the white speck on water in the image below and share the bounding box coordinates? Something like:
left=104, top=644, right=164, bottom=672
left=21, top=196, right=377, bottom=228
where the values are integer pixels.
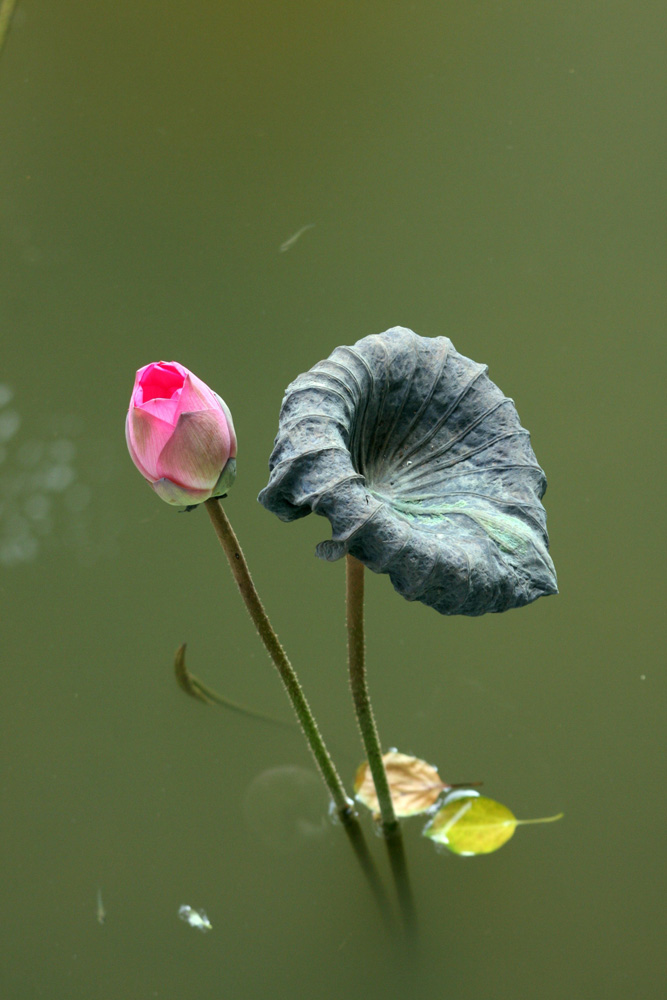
left=178, top=905, right=212, bottom=932
left=279, top=223, right=316, bottom=253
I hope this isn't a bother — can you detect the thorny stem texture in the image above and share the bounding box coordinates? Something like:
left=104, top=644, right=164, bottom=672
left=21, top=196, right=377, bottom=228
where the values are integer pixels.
left=205, top=498, right=352, bottom=818
left=345, top=554, right=398, bottom=834
left=346, top=555, right=418, bottom=940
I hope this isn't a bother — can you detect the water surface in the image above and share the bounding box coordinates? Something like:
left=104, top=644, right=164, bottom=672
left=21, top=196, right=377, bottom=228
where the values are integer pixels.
left=1, top=3, right=664, bottom=997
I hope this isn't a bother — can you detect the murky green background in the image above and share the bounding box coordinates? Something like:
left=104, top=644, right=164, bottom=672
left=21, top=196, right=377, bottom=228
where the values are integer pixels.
left=1, top=2, right=664, bottom=997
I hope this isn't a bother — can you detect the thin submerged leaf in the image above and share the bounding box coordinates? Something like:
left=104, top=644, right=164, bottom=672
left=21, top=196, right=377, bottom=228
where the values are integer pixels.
left=423, top=793, right=563, bottom=855
left=354, top=751, right=448, bottom=818
left=174, top=643, right=213, bottom=703
left=173, top=643, right=293, bottom=727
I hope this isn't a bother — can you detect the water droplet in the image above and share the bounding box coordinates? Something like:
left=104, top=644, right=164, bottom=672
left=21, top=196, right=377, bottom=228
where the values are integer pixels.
left=48, top=439, right=76, bottom=463
left=43, top=464, right=75, bottom=492
left=24, top=494, right=51, bottom=520
left=243, top=766, right=331, bottom=855
left=0, top=533, right=38, bottom=566
left=0, top=410, right=21, bottom=443
left=18, top=441, right=45, bottom=468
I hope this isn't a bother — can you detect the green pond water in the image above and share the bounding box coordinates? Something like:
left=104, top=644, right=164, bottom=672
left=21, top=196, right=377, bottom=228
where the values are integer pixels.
left=1, top=2, right=664, bottom=998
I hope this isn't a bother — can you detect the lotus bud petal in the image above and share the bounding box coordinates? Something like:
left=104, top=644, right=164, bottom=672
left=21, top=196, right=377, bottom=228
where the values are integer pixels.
left=126, top=361, right=236, bottom=507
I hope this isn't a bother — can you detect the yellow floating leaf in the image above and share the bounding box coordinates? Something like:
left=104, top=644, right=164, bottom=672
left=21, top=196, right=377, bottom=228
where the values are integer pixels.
left=424, top=794, right=563, bottom=856
left=354, top=751, right=446, bottom=818
left=424, top=795, right=516, bottom=854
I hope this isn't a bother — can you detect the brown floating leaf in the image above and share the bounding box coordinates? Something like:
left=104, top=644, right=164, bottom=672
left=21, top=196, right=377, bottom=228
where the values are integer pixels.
left=354, top=751, right=448, bottom=818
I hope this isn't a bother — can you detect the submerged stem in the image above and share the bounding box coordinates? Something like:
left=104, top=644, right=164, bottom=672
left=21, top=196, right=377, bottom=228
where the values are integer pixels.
left=384, top=826, right=418, bottom=943
left=346, top=554, right=398, bottom=835
left=204, top=498, right=352, bottom=818
left=338, top=813, right=396, bottom=934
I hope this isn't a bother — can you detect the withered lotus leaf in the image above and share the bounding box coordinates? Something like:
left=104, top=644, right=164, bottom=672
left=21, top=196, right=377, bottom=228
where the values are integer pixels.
left=259, top=327, right=557, bottom=615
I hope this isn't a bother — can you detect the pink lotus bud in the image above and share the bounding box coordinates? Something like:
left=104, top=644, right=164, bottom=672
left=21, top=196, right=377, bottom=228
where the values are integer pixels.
left=126, top=361, right=236, bottom=506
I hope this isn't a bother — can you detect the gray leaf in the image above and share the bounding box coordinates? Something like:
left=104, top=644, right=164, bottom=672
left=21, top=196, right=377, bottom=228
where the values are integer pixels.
left=258, top=327, right=557, bottom=615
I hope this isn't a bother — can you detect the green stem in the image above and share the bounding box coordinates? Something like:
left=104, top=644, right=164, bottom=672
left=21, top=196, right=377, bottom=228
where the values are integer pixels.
left=0, top=0, right=17, bottom=56
left=346, top=555, right=418, bottom=939
left=205, top=498, right=352, bottom=818
left=346, top=554, right=398, bottom=835
left=515, top=813, right=565, bottom=826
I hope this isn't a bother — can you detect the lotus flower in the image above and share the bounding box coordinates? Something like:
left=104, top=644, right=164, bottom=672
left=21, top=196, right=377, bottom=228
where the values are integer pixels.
left=258, top=327, right=557, bottom=615
left=126, top=361, right=236, bottom=506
